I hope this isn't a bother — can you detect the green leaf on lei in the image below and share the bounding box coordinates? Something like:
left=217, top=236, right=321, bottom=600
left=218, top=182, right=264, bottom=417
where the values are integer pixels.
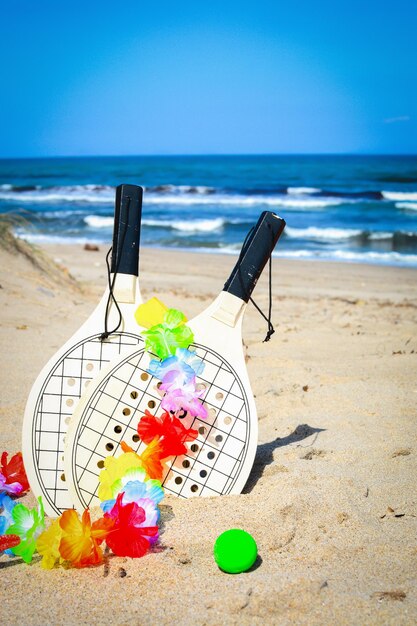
left=6, top=496, right=45, bottom=563
left=144, top=308, right=194, bottom=360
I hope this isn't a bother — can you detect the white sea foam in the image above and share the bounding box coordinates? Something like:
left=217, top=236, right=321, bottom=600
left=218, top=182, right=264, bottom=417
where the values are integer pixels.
left=287, top=187, right=321, bottom=194
left=84, top=215, right=226, bottom=232
left=0, top=184, right=115, bottom=204
left=272, top=248, right=417, bottom=266
left=201, top=246, right=417, bottom=266
left=174, top=185, right=215, bottom=194
left=147, top=184, right=215, bottom=194
left=330, top=249, right=417, bottom=265
left=0, top=183, right=351, bottom=210
left=144, top=193, right=345, bottom=209
left=84, top=215, right=114, bottom=228
left=368, top=232, right=393, bottom=240
left=171, top=218, right=225, bottom=232
left=383, top=191, right=417, bottom=201
left=285, top=226, right=361, bottom=240
left=395, top=201, right=417, bottom=211
left=145, top=217, right=226, bottom=232
left=0, top=183, right=215, bottom=204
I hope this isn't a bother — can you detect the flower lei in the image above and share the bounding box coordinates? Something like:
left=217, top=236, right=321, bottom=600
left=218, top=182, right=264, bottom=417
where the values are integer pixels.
left=0, top=298, right=206, bottom=569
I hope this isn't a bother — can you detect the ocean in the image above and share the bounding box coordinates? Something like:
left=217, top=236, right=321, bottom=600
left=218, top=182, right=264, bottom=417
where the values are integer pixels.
left=0, top=155, right=416, bottom=266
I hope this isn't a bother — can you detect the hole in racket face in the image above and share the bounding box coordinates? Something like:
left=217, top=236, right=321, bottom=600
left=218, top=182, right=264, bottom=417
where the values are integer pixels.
left=68, top=343, right=250, bottom=507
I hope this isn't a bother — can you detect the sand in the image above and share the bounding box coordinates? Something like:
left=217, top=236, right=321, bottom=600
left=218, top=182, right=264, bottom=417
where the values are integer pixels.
left=0, top=240, right=416, bottom=625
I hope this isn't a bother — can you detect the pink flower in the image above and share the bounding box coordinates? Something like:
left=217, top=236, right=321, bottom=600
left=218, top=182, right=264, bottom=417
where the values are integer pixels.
left=160, top=378, right=208, bottom=419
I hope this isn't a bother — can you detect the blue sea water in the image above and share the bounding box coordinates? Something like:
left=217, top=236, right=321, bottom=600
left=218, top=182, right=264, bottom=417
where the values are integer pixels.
left=0, top=155, right=416, bottom=266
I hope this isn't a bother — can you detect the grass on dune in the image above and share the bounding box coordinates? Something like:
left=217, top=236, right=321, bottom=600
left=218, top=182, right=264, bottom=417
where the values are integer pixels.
left=0, top=213, right=80, bottom=290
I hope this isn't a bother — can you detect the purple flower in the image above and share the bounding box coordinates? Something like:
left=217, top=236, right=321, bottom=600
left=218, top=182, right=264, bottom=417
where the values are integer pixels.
left=160, top=378, right=208, bottom=419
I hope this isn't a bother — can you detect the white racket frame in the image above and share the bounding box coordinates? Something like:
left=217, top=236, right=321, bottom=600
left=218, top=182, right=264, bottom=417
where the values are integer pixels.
left=22, top=272, right=145, bottom=517
left=64, top=288, right=257, bottom=510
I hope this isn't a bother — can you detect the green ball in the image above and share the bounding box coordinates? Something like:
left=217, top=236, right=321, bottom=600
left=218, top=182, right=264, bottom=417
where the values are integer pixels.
left=213, top=529, right=258, bottom=574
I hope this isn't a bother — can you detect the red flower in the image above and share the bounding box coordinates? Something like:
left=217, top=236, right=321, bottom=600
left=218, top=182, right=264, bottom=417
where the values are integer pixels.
left=0, top=534, right=20, bottom=552
left=104, top=494, right=158, bottom=558
left=1, top=452, right=30, bottom=494
left=138, top=410, right=198, bottom=458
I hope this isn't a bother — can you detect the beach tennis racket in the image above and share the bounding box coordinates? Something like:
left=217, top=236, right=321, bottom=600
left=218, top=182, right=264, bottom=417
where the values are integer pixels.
left=22, top=184, right=145, bottom=516
left=65, top=211, right=285, bottom=508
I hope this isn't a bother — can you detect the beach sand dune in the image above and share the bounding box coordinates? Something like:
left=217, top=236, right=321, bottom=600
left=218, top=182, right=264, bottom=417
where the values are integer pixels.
left=0, top=240, right=416, bottom=625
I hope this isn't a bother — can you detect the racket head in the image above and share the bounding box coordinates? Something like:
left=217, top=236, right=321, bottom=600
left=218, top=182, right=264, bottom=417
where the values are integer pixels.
left=65, top=338, right=256, bottom=510
left=22, top=184, right=145, bottom=516
left=22, top=296, right=145, bottom=516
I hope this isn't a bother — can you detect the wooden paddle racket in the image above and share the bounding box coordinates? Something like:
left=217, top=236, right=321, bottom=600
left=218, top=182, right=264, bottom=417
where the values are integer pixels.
left=22, top=184, right=145, bottom=516
left=65, top=211, right=285, bottom=509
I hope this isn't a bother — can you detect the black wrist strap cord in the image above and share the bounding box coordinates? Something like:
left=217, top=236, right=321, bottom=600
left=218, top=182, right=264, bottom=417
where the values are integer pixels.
left=237, top=224, right=275, bottom=342
left=100, top=196, right=131, bottom=341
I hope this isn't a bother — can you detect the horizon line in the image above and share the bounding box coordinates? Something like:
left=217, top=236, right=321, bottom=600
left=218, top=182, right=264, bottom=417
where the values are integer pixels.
left=1, top=152, right=417, bottom=160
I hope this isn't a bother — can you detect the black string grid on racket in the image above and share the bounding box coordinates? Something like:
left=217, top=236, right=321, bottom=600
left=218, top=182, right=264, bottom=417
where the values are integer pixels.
left=237, top=223, right=276, bottom=342
left=34, top=333, right=143, bottom=513
left=70, top=344, right=250, bottom=506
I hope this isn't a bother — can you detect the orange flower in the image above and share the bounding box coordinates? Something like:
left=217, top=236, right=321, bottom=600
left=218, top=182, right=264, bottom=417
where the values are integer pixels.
left=138, top=438, right=165, bottom=481
left=59, top=509, right=113, bottom=568
left=120, top=439, right=165, bottom=481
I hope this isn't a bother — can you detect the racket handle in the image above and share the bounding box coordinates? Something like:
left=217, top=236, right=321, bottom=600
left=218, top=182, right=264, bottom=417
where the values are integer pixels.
left=224, top=211, right=286, bottom=302
left=111, top=184, right=143, bottom=276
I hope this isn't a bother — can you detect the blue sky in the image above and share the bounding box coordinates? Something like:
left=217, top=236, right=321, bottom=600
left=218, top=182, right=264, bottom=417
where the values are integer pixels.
left=1, top=0, right=416, bottom=157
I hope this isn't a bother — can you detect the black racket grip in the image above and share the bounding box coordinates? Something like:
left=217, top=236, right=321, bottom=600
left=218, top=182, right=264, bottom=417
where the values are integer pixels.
left=111, top=184, right=143, bottom=276
left=224, top=211, right=286, bottom=302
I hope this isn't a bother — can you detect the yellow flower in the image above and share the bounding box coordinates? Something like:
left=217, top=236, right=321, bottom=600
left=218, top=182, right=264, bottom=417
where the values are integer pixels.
left=98, top=452, right=143, bottom=501
left=36, top=519, right=64, bottom=570
left=134, top=297, right=168, bottom=329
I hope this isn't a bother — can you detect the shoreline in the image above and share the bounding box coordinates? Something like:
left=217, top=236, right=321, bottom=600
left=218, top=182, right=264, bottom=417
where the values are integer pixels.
left=40, top=242, right=417, bottom=298
left=33, top=239, right=417, bottom=270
